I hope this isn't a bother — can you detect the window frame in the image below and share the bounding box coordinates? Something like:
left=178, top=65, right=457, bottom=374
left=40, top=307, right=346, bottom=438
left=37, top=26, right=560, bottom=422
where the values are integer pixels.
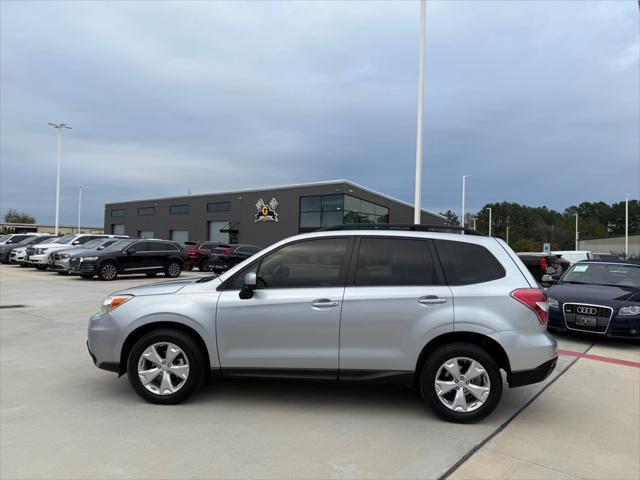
left=206, top=201, right=231, bottom=213
left=219, top=236, right=355, bottom=291
left=110, top=209, right=126, bottom=218
left=169, top=204, right=189, bottom=215
left=345, top=236, right=446, bottom=287
left=137, top=206, right=155, bottom=216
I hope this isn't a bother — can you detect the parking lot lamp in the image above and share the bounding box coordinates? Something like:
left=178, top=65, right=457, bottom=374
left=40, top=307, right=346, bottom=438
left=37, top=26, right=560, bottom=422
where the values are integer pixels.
left=461, top=175, right=470, bottom=232
left=472, top=217, right=477, bottom=230
left=574, top=213, right=579, bottom=251
left=488, top=208, right=492, bottom=237
left=77, top=186, right=83, bottom=233
left=625, top=194, right=631, bottom=258
left=506, top=225, right=510, bottom=245
left=413, top=0, right=427, bottom=224
left=48, top=122, right=72, bottom=235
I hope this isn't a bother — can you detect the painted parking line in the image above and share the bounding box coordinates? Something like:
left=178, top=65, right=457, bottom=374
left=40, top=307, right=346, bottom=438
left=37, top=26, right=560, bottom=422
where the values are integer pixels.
left=557, top=349, right=640, bottom=368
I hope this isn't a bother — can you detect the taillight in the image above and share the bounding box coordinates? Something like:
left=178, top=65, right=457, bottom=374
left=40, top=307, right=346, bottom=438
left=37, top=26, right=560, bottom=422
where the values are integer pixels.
left=540, top=257, right=548, bottom=272
left=511, top=289, right=549, bottom=325
left=223, top=247, right=234, bottom=255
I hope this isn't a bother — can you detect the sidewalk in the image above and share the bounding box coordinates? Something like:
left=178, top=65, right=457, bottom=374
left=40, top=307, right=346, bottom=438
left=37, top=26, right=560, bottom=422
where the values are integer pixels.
left=449, top=341, right=640, bottom=480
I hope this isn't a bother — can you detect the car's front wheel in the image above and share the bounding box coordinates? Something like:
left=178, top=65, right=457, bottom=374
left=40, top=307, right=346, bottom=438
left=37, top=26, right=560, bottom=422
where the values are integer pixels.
left=97, top=262, right=119, bottom=281
left=164, top=260, right=182, bottom=278
left=127, top=329, right=204, bottom=404
left=420, top=343, right=502, bottom=423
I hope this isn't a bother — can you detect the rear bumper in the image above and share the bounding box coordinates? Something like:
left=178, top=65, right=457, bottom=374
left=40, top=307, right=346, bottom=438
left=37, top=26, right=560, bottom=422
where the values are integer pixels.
left=509, top=357, right=557, bottom=387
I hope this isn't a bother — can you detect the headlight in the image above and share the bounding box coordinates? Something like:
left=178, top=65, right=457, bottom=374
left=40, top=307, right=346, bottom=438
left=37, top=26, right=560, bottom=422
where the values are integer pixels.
left=35, top=248, right=47, bottom=254
left=101, top=295, right=132, bottom=314
left=548, top=297, right=560, bottom=309
left=619, top=305, right=640, bottom=316
left=82, top=256, right=99, bottom=261
left=60, top=254, right=70, bottom=259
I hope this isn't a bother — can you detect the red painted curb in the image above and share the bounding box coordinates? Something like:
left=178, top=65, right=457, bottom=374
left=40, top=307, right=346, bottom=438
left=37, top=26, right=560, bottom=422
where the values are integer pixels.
left=557, top=349, right=640, bottom=368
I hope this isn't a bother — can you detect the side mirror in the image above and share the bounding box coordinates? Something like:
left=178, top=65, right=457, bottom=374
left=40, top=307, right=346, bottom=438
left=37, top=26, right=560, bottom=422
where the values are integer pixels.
left=239, top=272, right=257, bottom=299
left=72, top=241, right=80, bottom=245
left=126, top=249, right=135, bottom=255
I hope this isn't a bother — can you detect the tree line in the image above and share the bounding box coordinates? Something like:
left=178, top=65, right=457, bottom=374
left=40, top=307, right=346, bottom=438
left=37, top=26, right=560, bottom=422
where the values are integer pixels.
left=440, top=200, right=639, bottom=252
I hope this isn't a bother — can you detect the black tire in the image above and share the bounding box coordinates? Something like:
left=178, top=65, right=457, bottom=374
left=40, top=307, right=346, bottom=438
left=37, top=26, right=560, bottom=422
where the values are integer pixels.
left=419, top=343, right=502, bottom=423
left=186, top=264, right=194, bottom=271
left=127, top=329, right=205, bottom=405
left=35, top=265, right=48, bottom=271
left=57, top=271, right=69, bottom=275
left=145, top=272, right=158, bottom=277
left=198, top=259, right=209, bottom=272
left=80, top=274, right=94, bottom=279
left=164, top=260, right=182, bottom=278
left=97, top=262, right=119, bottom=281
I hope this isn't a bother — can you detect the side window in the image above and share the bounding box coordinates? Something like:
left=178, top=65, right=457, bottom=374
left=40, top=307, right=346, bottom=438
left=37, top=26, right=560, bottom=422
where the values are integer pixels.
left=128, top=241, right=149, bottom=253
left=354, top=238, right=440, bottom=286
left=201, top=243, right=213, bottom=251
left=434, top=240, right=506, bottom=285
left=255, top=238, right=349, bottom=289
left=247, top=247, right=260, bottom=254
left=76, top=236, right=97, bottom=245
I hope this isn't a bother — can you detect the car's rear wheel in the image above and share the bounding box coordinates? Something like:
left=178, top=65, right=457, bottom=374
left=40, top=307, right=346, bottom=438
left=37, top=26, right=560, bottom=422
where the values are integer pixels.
left=127, top=329, right=204, bottom=404
left=97, top=262, right=118, bottom=281
left=164, top=261, right=182, bottom=278
left=420, top=343, right=502, bottom=423
left=198, top=259, right=209, bottom=272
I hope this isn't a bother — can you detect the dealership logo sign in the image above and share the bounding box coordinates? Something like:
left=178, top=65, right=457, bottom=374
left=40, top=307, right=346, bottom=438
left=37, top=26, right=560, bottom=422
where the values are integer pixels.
left=255, top=198, right=279, bottom=222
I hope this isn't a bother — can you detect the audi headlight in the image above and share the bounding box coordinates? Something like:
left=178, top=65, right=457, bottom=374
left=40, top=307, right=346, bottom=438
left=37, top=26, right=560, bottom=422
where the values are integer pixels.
left=619, top=305, right=640, bottom=316
left=60, top=254, right=70, bottom=258
left=548, top=297, right=560, bottom=309
left=101, top=295, right=132, bottom=314
left=82, top=256, right=99, bottom=261
left=35, top=248, right=47, bottom=254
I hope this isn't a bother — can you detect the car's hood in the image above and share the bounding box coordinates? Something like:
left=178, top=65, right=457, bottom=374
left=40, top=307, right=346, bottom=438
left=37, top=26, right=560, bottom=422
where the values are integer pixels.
left=113, top=277, right=203, bottom=297
left=35, top=243, right=75, bottom=251
left=548, top=282, right=640, bottom=304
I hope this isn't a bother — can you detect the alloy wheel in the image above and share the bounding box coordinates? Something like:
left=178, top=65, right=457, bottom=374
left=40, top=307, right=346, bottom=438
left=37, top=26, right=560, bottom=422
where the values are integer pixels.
left=434, top=357, right=491, bottom=413
left=167, top=263, right=181, bottom=277
left=137, top=342, right=190, bottom=396
left=101, top=264, right=117, bottom=280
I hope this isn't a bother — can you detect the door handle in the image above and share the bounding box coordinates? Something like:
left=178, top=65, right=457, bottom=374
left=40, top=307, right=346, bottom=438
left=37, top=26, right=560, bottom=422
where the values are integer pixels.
left=419, top=295, right=447, bottom=306
left=311, top=299, right=339, bottom=308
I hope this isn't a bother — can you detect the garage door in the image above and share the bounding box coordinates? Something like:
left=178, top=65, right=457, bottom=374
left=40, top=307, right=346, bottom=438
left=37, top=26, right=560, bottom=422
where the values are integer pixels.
left=208, top=221, right=229, bottom=244
left=170, top=230, right=189, bottom=245
left=112, top=224, right=125, bottom=235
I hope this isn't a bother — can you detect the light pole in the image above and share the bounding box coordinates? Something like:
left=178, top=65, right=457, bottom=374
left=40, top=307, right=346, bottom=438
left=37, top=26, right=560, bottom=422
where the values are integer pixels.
left=574, top=213, right=579, bottom=251
left=472, top=217, right=477, bottom=231
left=625, top=194, right=632, bottom=258
left=506, top=225, right=510, bottom=245
left=413, top=0, right=427, bottom=224
left=48, top=122, right=72, bottom=235
left=77, top=186, right=83, bottom=233
left=488, top=207, right=492, bottom=237
left=461, top=175, right=470, bottom=232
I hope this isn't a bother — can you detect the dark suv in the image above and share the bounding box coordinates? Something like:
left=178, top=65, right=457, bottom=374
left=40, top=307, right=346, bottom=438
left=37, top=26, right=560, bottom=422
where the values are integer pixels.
left=69, top=239, right=187, bottom=280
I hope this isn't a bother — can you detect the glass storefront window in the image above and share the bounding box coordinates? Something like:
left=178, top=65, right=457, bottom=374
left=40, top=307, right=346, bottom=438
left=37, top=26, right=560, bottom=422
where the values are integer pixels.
left=300, top=196, right=321, bottom=213
left=321, top=195, right=343, bottom=211
left=321, top=211, right=343, bottom=227
left=300, top=212, right=321, bottom=229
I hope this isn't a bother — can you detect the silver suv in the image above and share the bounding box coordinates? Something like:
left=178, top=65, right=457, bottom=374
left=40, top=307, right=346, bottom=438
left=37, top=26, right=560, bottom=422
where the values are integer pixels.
left=87, top=226, right=557, bottom=423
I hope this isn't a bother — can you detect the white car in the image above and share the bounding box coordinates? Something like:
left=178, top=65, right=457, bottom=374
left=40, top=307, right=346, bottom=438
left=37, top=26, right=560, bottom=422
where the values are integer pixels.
left=26, top=234, right=127, bottom=270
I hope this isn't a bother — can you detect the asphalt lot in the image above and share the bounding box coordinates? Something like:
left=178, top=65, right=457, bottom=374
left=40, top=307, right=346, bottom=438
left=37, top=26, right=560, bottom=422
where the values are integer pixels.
left=1, top=264, right=638, bottom=479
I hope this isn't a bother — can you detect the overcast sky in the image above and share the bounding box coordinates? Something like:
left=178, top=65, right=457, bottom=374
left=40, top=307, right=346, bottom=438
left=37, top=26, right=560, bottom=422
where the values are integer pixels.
left=1, top=0, right=638, bottom=226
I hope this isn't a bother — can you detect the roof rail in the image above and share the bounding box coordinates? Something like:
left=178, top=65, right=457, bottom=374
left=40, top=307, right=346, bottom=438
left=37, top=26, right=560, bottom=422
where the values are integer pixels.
left=317, top=223, right=484, bottom=236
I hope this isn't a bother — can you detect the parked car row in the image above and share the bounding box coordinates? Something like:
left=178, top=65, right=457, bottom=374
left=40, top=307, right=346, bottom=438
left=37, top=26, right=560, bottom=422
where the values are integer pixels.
left=2, top=232, right=262, bottom=281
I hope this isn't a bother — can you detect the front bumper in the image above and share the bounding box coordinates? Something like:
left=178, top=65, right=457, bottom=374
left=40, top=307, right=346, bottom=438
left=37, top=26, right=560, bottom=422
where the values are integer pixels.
left=9, top=251, right=24, bottom=263
left=87, top=311, right=123, bottom=374
left=69, top=259, right=98, bottom=274
left=509, top=357, right=557, bottom=387
left=48, top=256, right=71, bottom=271
left=548, top=308, right=640, bottom=339
left=26, top=253, right=49, bottom=265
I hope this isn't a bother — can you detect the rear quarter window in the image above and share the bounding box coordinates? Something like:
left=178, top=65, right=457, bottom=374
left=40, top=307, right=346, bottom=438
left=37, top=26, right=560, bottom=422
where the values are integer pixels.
left=434, top=240, right=506, bottom=285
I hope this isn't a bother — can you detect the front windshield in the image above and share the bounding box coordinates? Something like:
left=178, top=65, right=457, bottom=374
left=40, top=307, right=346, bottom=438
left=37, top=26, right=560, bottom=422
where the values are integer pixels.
left=562, top=263, right=640, bottom=289
left=53, top=234, right=76, bottom=244
left=0, top=235, right=10, bottom=243
left=104, top=239, right=135, bottom=251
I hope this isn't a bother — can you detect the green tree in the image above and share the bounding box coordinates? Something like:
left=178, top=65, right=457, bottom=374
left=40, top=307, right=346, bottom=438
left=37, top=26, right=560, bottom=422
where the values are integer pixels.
left=439, top=210, right=460, bottom=226
left=3, top=209, right=36, bottom=224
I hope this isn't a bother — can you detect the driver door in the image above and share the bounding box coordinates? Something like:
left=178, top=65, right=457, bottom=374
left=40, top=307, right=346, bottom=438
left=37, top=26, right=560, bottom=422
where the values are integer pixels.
left=216, top=237, right=352, bottom=374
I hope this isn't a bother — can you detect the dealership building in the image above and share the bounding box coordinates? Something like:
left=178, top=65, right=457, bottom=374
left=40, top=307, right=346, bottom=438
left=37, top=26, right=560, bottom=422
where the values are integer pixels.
left=104, top=180, right=446, bottom=247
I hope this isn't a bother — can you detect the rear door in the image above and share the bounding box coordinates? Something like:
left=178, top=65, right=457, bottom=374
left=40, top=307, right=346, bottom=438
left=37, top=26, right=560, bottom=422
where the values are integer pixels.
left=339, top=237, right=453, bottom=373
left=121, top=241, right=151, bottom=271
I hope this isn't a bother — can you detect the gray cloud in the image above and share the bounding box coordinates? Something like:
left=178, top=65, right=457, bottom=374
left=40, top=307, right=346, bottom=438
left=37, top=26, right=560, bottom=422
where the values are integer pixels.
left=1, top=0, right=638, bottom=226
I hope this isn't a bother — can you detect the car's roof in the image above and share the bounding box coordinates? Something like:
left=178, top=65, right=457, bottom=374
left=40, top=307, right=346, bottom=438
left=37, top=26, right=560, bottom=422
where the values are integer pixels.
left=291, top=229, right=500, bottom=246
left=575, top=260, right=640, bottom=267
